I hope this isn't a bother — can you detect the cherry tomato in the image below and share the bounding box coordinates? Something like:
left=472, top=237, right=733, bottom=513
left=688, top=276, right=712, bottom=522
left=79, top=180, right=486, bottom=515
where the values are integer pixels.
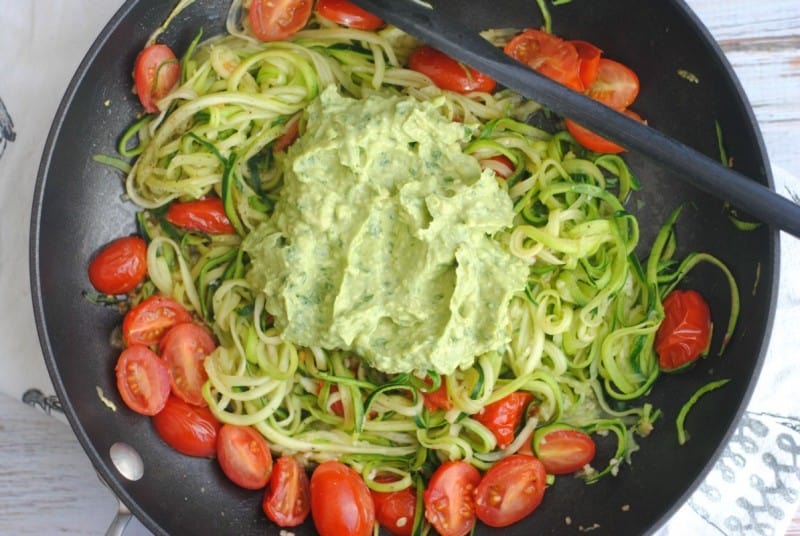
left=88, top=236, right=148, bottom=295
left=134, top=44, right=181, bottom=114
left=655, top=289, right=712, bottom=371
left=152, top=395, right=220, bottom=457
left=585, top=58, right=640, bottom=110
left=565, top=108, right=644, bottom=154
left=371, top=478, right=417, bottom=536
left=263, top=455, right=311, bottom=527
left=310, top=461, right=375, bottom=536
left=504, top=29, right=583, bottom=91
left=474, top=455, right=547, bottom=528
left=422, top=380, right=452, bottom=412
left=274, top=114, right=301, bottom=152
left=122, top=295, right=193, bottom=347
left=423, top=461, right=480, bottom=536
left=217, top=424, right=274, bottom=490
left=316, top=0, right=384, bottom=30
left=408, top=45, right=496, bottom=94
left=159, top=323, right=216, bottom=406
left=249, top=0, right=313, bottom=42
left=480, top=155, right=515, bottom=180
left=165, top=198, right=236, bottom=235
left=115, top=345, right=171, bottom=416
left=474, top=391, right=534, bottom=449
left=533, top=427, right=596, bottom=475
left=570, top=40, right=602, bottom=89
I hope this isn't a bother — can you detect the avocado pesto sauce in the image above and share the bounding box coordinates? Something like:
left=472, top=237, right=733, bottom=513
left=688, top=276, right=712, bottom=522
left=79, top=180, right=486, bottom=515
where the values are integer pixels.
left=244, top=87, right=528, bottom=374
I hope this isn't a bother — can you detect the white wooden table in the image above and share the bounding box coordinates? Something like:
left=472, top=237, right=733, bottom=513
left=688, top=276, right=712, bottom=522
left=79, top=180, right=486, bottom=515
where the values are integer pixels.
left=0, top=0, right=797, bottom=534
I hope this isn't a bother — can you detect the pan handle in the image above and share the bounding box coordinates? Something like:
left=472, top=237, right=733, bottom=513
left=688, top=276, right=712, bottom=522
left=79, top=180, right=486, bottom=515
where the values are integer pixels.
left=105, top=500, right=133, bottom=536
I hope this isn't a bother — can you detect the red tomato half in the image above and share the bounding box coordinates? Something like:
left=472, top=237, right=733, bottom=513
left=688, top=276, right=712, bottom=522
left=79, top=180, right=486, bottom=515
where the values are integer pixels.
left=421, top=380, right=452, bottom=412
left=115, top=345, right=171, bottom=416
left=166, top=198, right=236, bottom=235
left=655, top=289, right=712, bottom=371
left=480, top=155, right=515, bottom=180
left=565, top=109, right=644, bottom=154
left=533, top=428, right=596, bottom=475
left=88, top=236, right=148, bottom=295
left=217, top=424, right=274, bottom=490
left=570, top=40, right=602, bottom=89
left=310, top=461, right=375, bottom=536
left=249, top=0, right=313, bottom=42
left=263, top=455, right=311, bottom=527
left=134, top=44, right=181, bottom=114
left=371, top=479, right=416, bottom=536
left=585, top=58, right=640, bottom=110
left=123, top=295, right=193, bottom=347
left=504, top=29, right=583, bottom=91
left=159, top=323, right=216, bottom=406
left=152, top=395, right=220, bottom=457
left=474, top=455, right=547, bottom=528
left=316, top=0, right=384, bottom=30
left=423, top=461, right=480, bottom=536
left=474, top=391, right=534, bottom=449
left=408, top=46, right=496, bottom=94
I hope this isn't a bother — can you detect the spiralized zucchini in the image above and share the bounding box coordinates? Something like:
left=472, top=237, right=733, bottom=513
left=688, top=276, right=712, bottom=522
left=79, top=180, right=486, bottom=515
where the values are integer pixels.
left=122, top=11, right=739, bottom=494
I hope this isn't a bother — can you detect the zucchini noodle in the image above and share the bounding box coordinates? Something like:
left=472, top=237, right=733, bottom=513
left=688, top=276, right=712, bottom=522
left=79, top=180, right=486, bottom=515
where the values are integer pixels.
left=120, top=9, right=740, bottom=494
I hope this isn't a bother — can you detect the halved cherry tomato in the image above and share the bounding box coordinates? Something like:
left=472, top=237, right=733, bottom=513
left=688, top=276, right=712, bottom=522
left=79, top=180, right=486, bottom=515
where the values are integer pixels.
left=565, top=109, right=644, bottom=154
left=504, top=29, right=583, bottom=91
left=159, top=323, right=216, bottom=406
left=263, top=455, right=311, bottom=527
left=655, top=289, right=712, bottom=371
left=408, top=46, right=496, bottom=94
left=274, top=113, right=301, bottom=152
left=311, top=461, right=375, bottom=536
left=115, top=345, right=171, bottom=416
left=533, top=427, right=596, bottom=475
left=474, top=455, right=547, bottom=528
left=122, top=295, right=193, bottom=347
left=371, top=477, right=417, bottom=536
left=165, top=198, right=236, bottom=235
left=474, top=391, right=534, bottom=449
left=585, top=58, right=640, bottom=110
left=423, top=461, right=480, bottom=536
left=422, top=379, right=452, bottom=412
left=134, top=44, right=181, bottom=114
left=152, top=395, right=220, bottom=457
left=217, top=424, right=274, bottom=490
left=316, top=0, right=384, bottom=30
left=570, top=40, right=602, bottom=89
left=249, top=0, right=313, bottom=42
left=88, top=236, right=148, bottom=295
left=480, top=155, right=515, bottom=180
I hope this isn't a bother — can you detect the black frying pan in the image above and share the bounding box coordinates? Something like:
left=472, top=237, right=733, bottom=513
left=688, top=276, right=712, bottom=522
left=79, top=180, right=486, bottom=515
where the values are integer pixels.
left=30, top=0, right=778, bottom=534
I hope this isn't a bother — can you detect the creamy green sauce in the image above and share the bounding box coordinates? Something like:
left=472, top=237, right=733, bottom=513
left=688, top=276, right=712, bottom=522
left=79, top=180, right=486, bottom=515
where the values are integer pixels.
left=244, top=87, right=528, bottom=374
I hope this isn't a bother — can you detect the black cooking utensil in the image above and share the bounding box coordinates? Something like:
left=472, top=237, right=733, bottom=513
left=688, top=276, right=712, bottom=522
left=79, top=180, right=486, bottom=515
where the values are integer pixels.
left=351, top=0, right=800, bottom=238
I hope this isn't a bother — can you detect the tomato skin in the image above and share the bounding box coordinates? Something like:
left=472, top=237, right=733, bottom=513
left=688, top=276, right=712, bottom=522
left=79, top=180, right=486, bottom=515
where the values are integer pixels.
left=217, top=424, right=274, bottom=490
left=655, top=289, right=712, bottom=371
left=122, top=295, right=193, bottom=347
left=165, top=198, right=236, bottom=235
left=533, top=428, right=596, bottom=475
left=570, top=40, right=602, bottom=89
left=371, top=480, right=416, bottom=536
left=88, top=236, right=148, bottom=295
left=504, top=29, right=583, bottom=91
left=474, top=455, right=547, bottom=528
left=423, top=461, right=480, bottom=536
left=474, top=391, right=534, bottom=449
left=115, top=345, right=171, bottom=416
left=263, top=455, right=311, bottom=527
left=249, top=0, right=313, bottom=42
left=134, top=44, right=181, bottom=113
left=409, top=46, right=496, bottom=94
left=159, top=323, right=216, bottom=406
left=310, top=461, right=375, bottom=536
left=152, top=395, right=220, bottom=457
left=586, top=58, right=640, bottom=110
left=565, top=108, right=644, bottom=154
left=316, top=0, right=384, bottom=30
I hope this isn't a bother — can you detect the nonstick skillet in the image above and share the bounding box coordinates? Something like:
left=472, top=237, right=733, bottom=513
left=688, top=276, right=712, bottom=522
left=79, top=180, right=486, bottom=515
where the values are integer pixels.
left=30, top=0, right=778, bottom=534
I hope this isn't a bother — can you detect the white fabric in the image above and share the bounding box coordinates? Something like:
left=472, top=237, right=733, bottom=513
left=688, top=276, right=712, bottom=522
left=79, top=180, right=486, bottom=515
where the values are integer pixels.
left=0, top=1, right=798, bottom=535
